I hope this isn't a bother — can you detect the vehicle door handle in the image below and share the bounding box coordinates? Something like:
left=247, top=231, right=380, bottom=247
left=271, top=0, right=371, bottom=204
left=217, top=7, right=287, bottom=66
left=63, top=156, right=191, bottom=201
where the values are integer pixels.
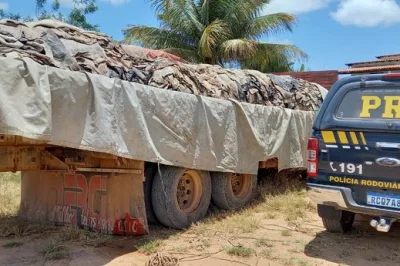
left=376, top=142, right=400, bottom=149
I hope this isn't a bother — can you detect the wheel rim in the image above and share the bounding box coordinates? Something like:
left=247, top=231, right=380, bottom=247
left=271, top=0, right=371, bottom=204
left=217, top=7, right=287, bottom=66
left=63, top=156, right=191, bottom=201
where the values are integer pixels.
left=231, top=174, right=252, bottom=198
left=176, top=170, right=203, bottom=214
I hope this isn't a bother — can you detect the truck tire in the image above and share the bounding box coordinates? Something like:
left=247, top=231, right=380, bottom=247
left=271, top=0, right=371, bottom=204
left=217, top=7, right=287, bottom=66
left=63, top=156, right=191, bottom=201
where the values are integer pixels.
left=211, top=172, right=257, bottom=210
left=151, top=166, right=211, bottom=229
left=143, top=163, right=159, bottom=225
left=321, top=211, right=355, bottom=233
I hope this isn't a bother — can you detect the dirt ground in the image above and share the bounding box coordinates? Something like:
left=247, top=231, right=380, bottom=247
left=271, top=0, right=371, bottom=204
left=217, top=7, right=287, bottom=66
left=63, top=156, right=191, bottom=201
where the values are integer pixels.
left=2, top=213, right=400, bottom=266
left=1, top=172, right=400, bottom=266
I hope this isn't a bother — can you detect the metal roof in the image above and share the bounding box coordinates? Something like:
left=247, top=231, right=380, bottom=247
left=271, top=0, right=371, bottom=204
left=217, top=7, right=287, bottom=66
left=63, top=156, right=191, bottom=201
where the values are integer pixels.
left=345, top=57, right=400, bottom=66
left=376, top=53, right=400, bottom=59
left=339, top=65, right=400, bottom=74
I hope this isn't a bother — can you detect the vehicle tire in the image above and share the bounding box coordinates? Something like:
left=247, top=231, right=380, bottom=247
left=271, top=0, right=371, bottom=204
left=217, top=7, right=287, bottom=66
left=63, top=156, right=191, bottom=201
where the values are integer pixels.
left=143, top=163, right=159, bottom=225
left=211, top=172, right=257, bottom=210
left=322, top=210, right=355, bottom=233
left=151, top=166, right=211, bottom=229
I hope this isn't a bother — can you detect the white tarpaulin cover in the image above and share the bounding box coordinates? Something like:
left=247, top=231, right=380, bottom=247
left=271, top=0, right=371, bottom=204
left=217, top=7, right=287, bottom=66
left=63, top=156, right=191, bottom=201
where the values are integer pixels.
left=0, top=57, right=316, bottom=174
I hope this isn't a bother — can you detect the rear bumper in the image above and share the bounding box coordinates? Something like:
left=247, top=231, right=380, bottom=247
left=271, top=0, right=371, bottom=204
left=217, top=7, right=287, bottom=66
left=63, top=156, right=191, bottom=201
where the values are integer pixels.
left=307, top=184, right=400, bottom=218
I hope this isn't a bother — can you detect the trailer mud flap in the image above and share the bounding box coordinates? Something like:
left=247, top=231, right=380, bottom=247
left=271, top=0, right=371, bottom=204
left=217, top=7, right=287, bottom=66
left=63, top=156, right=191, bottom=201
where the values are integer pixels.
left=18, top=170, right=148, bottom=236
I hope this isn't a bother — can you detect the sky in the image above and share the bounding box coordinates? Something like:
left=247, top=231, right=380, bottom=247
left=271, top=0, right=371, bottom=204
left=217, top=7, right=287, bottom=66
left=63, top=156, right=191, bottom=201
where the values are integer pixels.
left=2, top=0, right=400, bottom=71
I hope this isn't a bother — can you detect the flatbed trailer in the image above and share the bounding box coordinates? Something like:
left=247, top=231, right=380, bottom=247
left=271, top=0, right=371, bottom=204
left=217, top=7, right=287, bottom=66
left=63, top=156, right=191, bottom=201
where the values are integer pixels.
left=0, top=56, right=318, bottom=235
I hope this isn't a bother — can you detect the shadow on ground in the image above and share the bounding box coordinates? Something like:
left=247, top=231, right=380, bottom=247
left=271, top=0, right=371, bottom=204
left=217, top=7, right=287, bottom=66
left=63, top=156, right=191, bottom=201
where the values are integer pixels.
left=305, top=215, right=400, bottom=265
left=0, top=217, right=180, bottom=266
left=0, top=168, right=308, bottom=266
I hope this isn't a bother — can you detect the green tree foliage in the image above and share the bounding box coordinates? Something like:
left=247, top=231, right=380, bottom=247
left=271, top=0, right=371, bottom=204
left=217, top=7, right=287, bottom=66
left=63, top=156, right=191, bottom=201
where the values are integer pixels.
left=0, top=0, right=99, bottom=31
left=0, top=9, right=21, bottom=21
left=293, top=63, right=311, bottom=72
left=123, top=0, right=307, bottom=72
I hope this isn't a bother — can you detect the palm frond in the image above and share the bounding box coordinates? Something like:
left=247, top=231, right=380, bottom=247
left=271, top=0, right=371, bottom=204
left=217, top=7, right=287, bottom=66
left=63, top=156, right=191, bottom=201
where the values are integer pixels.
left=240, top=42, right=308, bottom=72
left=175, top=0, right=204, bottom=33
left=222, top=0, right=270, bottom=23
left=147, top=0, right=171, bottom=13
left=245, top=13, right=295, bottom=39
left=199, top=19, right=231, bottom=59
left=158, top=6, right=202, bottom=41
left=219, top=39, right=258, bottom=62
left=198, top=0, right=210, bottom=25
left=132, top=0, right=306, bottom=70
left=122, top=25, right=193, bottom=51
left=258, top=42, right=308, bottom=62
left=221, top=0, right=272, bottom=39
left=157, top=0, right=204, bottom=38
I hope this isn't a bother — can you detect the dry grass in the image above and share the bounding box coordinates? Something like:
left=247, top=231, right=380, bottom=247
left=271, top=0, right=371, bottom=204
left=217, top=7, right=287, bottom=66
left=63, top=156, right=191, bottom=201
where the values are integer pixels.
left=339, top=249, right=353, bottom=258
left=189, top=170, right=310, bottom=239
left=138, top=239, right=162, bottom=255
left=190, top=209, right=261, bottom=236
left=259, top=248, right=273, bottom=259
left=41, top=241, right=70, bottom=261
left=201, top=238, right=211, bottom=248
left=281, top=230, right=293, bottom=237
left=40, top=227, right=112, bottom=260
left=58, top=226, right=112, bottom=247
left=0, top=217, right=53, bottom=238
left=288, top=245, right=304, bottom=254
left=0, top=172, right=21, bottom=217
left=226, top=245, right=254, bottom=257
left=254, top=171, right=315, bottom=221
left=280, top=256, right=312, bottom=266
left=174, top=245, right=190, bottom=252
left=263, top=212, right=277, bottom=219
left=0, top=218, right=112, bottom=249
left=0, top=173, right=55, bottom=240
left=2, top=241, right=23, bottom=248
left=255, top=238, right=273, bottom=248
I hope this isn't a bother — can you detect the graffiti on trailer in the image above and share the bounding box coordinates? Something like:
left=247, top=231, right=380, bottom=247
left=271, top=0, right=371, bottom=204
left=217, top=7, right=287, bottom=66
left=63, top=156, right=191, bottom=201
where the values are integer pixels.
left=80, top=209, right=113, bottom=233
left=62, top=173, right=146, bottom=235
left=33, top=204, right=47, bottom=223
left=112, top=214, right=146, bottom=235
left=60, top=173, right=111, bottom=232
left=49, top=205, right=75, bottom=224
left=21, top=172, right=144, bottom=235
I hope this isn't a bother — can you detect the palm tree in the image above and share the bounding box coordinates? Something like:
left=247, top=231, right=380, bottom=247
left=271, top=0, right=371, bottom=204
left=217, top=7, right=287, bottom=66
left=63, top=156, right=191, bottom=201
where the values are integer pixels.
left=122, top=0, right=307, bottom=72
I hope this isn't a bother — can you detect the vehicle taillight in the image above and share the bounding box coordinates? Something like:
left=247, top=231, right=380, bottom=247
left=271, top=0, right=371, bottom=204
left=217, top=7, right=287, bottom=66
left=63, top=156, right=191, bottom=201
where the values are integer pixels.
left=382, top=73, right=400, bottom=81
left=307, top=138, right=319, bottom=178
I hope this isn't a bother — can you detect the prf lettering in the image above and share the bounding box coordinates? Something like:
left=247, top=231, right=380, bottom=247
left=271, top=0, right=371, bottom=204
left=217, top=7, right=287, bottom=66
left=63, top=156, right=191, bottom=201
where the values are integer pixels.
left=360, top=95, right=400, bottom=118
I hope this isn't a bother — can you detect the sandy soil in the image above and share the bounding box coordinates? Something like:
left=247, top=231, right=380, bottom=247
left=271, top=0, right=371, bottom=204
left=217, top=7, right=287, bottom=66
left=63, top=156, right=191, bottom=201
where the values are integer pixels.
left=1, top=211, right=400, bottom=266
left=1, top=172, right=398, bottom=266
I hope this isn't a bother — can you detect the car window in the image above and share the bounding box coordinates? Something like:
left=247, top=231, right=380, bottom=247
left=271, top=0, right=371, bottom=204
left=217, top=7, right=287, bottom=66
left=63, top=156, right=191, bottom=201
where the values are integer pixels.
left=335, top=87, right=400, bottom=120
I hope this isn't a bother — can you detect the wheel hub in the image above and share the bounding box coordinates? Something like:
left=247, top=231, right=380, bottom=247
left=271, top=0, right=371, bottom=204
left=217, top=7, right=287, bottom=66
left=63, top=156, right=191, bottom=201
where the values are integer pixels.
left=176, top=170, right=203, bottom=214
left=231, top=174, right=251, bottom=198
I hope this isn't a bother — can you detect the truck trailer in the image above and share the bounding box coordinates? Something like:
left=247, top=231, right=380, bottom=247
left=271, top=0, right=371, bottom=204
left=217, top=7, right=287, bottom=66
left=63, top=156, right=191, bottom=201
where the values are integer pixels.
left=0, top=20, right=325, bottom=236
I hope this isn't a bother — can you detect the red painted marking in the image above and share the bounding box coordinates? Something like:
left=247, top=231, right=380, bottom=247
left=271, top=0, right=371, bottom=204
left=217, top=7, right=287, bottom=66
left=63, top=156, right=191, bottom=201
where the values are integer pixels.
left=63, top=173, right=88, bottom=225
left=21, top=171, right=146, bottom=236
left=88, top=174, right=108, bottom=231
left=47, top=172, right=64, bottom=210
left=112, top=213, right=146, bottom=236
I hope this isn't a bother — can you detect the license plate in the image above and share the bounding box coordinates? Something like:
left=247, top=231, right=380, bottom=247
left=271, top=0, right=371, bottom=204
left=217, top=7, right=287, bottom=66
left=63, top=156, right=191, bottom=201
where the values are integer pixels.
left=367, top=192, right=400, bottom=209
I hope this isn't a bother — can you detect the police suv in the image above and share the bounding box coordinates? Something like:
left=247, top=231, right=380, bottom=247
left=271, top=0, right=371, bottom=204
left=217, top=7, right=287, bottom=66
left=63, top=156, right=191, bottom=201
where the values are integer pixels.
left=307, top=73, right=400, bottom=233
